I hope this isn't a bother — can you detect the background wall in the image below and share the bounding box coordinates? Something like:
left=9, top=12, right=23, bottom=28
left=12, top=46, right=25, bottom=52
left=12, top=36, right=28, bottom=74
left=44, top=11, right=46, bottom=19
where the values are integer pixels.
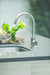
left=0, top=0, right=50, bottom=38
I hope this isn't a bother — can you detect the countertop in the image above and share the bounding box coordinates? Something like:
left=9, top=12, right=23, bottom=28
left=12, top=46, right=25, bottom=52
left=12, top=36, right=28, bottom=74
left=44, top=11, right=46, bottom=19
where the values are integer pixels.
left=0, top=30, right=50, bottom=62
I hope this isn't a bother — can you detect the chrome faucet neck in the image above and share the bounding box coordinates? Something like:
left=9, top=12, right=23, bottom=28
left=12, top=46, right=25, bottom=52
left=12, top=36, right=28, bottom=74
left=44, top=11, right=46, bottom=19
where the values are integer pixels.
left=14, top=12, right=37, bottom=47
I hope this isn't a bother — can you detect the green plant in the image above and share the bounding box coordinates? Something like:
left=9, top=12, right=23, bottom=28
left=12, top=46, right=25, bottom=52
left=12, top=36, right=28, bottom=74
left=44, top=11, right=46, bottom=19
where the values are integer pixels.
left=2, top=21, right=26, bottom=42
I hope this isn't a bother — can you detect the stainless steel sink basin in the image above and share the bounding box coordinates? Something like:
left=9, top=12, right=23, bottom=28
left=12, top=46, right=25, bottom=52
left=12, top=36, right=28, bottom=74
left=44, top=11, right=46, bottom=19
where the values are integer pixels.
left=0, top=46, right=32, bottom=58
left=0, top=46, right=31, bottom=53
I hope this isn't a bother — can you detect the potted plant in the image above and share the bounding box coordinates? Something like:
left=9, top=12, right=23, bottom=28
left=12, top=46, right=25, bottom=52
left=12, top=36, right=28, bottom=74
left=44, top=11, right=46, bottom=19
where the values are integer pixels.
left=0, top=21, right=26, bottom=43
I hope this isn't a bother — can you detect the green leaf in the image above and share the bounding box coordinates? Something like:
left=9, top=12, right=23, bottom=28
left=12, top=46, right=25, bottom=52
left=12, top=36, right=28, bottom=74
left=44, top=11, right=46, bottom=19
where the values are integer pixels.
left=7, top=30, right=11, bottom=34
left=14, top=27, right=19, bottom=32
left=16, top=21, right=26, bottom=29
left=11, top=26, right=16, bottom=33
left=2, top=23, right=10, bottom=32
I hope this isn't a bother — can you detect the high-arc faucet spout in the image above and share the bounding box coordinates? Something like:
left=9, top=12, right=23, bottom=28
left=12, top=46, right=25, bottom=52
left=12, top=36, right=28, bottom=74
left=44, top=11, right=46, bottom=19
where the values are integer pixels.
left=14, top=12, right=37, bottom=47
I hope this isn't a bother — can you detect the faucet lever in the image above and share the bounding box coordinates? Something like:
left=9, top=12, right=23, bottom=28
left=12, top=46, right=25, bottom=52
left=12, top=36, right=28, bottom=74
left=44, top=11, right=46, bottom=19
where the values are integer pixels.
left=32, top=40, right=38, bottom=46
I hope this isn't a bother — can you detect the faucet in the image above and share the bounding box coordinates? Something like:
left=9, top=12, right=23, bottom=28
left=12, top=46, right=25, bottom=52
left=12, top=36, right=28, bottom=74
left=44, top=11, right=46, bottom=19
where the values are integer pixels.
left=14, top=12, right=37, bottom=48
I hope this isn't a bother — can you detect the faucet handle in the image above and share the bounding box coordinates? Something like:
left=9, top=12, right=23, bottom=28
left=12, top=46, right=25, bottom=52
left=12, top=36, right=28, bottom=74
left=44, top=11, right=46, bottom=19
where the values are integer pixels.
left=32, top=40, right=38, bottom=46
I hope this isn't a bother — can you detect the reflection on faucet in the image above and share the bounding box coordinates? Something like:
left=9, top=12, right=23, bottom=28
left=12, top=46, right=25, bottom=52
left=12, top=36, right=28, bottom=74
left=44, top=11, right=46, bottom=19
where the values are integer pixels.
left=14, top=12, right=37, bottom=48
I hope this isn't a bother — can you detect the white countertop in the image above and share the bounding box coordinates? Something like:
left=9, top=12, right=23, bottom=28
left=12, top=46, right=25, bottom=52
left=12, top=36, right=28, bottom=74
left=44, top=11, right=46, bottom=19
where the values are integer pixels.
left=0, top=30, right=50, bottom=59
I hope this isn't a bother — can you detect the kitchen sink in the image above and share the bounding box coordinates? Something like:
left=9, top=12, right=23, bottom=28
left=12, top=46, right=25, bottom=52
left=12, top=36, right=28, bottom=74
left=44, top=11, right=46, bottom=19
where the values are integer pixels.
left=0, top=46, right=31, bottom=53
